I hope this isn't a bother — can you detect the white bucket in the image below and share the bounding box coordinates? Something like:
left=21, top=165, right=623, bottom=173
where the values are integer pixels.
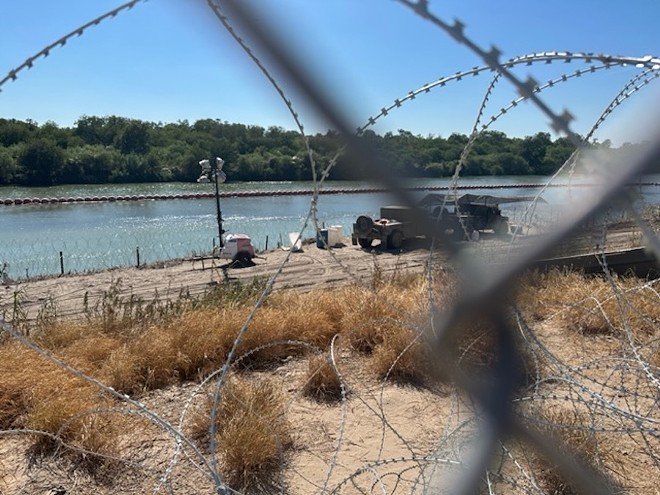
left=327, top=226, right=343, bottom=247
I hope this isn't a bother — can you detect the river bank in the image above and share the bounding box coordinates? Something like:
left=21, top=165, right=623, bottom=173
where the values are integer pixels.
left=2, top=235, right=442, bottom=323
left=4, top=211, right=655, bottom=325
left=0, top=208, right=657, bottom=495
left=3, top=177, right=658, bottom=281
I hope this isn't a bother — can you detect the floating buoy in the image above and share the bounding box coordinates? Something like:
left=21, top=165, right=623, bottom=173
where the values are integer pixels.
left=2, top=181, right=658, bottom=207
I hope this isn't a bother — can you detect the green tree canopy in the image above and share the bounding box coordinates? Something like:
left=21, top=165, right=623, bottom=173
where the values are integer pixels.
left=0, top=116, right=643, bottom=187
left=17, top=139, right=65, bottom=186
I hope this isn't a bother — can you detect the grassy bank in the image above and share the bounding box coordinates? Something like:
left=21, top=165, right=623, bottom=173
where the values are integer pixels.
left=0, top=267, right=658, bottom=494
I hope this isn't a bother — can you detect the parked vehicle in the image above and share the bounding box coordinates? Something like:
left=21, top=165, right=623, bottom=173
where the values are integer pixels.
left=352, top=205, right=430, bottom=249
left=352, top=193, right=540, bottom=248
left=219, top=233, right=255, bottom=266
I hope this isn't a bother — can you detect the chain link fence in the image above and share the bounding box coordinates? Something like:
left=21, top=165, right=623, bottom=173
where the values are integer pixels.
left=1, top=1, right=659, bottom=494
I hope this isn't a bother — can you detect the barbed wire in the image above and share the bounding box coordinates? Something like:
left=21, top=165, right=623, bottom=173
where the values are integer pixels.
left=0, top=1, right=659, bottom=494
left=0, top=0, right=145, bottom=92
left=216, top=1, right=659, bottom=494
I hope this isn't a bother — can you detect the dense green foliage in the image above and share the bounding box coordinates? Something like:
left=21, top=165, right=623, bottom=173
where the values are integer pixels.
left=0, top=116, right=640, bottom=186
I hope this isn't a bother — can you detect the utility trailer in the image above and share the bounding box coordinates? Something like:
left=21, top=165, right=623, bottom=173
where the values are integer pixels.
left=352, top=193, right=541, bottom=249
left=352, top=206, right=430, bottom=249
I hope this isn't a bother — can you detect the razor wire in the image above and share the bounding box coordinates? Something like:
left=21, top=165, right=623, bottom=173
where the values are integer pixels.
left=0, top=1, right=659, bottom=494
left=174, top=1, right=660, bottom=494
left=0, top=0, right=145, bottom=92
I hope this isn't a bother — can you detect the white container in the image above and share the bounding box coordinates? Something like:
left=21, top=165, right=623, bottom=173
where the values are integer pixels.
left=327, top=226, right=343, bottom=247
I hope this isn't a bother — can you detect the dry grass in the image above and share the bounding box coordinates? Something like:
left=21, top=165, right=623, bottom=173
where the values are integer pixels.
left=25, top=397, right=119, bottom=471
left=0, top=383, right=29, bottom=430
left=86, top=282, right=161, bottom=334
left=370, top=325, right=432, bottom=385
left=190, top=376, right=292, bottom=493
left=651, top=345, right=660, bottom=369
left=341, top=278, right=430, bottom=354
left=0, top=342, right=118, bottom=471
left=301, top=353, right=343, bottom=402
left=516, top=269, right=660, bottom=339
left=1, top=275, right=444, bottom=480
left=3, top=269, right=657, bottom=490
left=533, top=407, right=616, bottom=495
left=232, top=292, right=338, bottom=368
left=9, top=275, right=440, bottom=397
left=452, top=320, right=498, bottom=370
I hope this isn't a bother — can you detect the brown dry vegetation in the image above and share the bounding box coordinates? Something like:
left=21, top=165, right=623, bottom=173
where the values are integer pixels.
left=533, top=407, right=616, bottom=495
left=301, top=353, right=344, bottom=402
left=189, top=376, right=292, bottom=493
left=517, top=269, right=660, bottom=338
left=0, top=267, right=658, bottom=494
left=0, top=341, right=119, bottom=471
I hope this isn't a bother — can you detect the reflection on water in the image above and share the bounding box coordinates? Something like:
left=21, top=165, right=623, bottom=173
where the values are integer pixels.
left=1, top=177, right=658, bottom=280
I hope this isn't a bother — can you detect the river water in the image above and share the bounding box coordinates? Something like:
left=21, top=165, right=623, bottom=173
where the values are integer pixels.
left=1, top=176, right=658, bottom=280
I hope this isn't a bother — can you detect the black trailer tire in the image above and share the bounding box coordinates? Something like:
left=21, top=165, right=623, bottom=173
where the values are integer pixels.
left=355, top=215, right=374, bottom=235
left=388, top=230, right=404, bottom=250
left=358, top=238, right=373, bottom=249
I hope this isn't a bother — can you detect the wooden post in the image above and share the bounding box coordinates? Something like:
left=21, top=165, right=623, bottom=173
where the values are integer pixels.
left=136, top=246, right=140, bottom=268
left=59, top=251, right=64, bottom=276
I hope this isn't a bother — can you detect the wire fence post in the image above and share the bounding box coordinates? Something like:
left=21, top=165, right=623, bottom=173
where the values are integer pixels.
left=213, top=157, right=225, bottom=248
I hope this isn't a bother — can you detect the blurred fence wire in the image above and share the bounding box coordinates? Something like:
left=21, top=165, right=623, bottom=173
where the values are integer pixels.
left=1, top=1, right=659, bottom=494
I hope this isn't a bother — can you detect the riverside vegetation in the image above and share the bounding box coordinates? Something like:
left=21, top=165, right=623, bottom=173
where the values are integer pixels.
left=0, top=265, right=658, bottom=494
left=3, top=116, right=649, bottom=187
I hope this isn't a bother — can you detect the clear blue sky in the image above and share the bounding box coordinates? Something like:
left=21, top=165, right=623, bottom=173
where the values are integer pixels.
left=1, top=0, right=659, bottom=144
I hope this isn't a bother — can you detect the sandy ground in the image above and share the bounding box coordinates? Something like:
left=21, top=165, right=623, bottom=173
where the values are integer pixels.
left=0, top=225, right=657, bottom=494
left=2, top=236, right=446, bottom=322
left=1, top=222, right=644, bottom=323
left=1, top=316, right=657, bottom=495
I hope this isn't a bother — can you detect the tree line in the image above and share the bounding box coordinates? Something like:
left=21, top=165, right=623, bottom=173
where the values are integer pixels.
left=0, top=116, right=645, bottom=187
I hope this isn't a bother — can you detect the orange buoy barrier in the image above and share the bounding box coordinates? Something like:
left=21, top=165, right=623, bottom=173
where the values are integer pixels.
left=2, top=182, right=659, bottom=207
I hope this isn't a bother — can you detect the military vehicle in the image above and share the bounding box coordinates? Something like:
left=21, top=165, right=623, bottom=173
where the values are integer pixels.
left=352, top=193, right=540, bottom=249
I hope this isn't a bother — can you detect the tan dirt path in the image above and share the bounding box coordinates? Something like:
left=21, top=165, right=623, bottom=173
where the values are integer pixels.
left=1, top=237, right=445, bottom=321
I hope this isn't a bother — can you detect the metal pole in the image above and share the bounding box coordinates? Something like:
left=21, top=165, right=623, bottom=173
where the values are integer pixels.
left=213, top=159, right=224, bottom=248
